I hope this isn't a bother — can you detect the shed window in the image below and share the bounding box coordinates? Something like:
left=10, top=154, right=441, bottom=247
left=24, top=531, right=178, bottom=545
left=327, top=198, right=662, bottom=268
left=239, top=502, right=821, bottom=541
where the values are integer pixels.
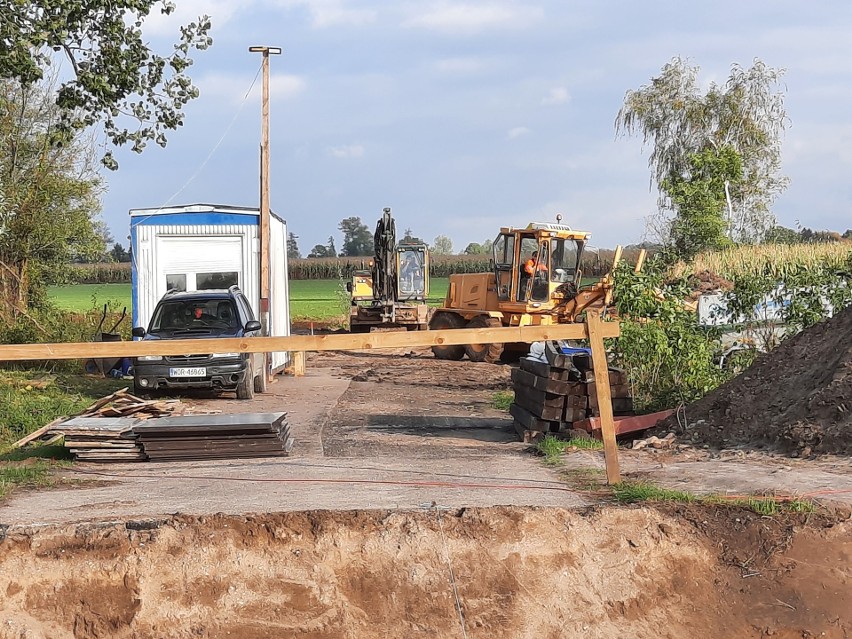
left=166, top=274, right=186, bottom=293
left=197, top=272, right=238, bottom=290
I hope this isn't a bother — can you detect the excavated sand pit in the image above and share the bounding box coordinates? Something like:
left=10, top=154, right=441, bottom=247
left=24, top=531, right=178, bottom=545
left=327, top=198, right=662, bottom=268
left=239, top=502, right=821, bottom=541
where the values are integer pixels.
left=0, top=505, right=849, bottom=638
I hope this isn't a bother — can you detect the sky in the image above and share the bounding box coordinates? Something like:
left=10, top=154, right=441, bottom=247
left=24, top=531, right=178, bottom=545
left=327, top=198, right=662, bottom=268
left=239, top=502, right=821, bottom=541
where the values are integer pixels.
left=99, top=1, right=852, bottom=254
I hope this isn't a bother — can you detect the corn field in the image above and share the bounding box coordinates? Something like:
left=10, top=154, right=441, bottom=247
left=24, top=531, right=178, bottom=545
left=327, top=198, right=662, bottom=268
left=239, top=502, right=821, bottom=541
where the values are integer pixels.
left=671, top=243, right=852, bottom=280
left=67, top=248, right=639, bottom=284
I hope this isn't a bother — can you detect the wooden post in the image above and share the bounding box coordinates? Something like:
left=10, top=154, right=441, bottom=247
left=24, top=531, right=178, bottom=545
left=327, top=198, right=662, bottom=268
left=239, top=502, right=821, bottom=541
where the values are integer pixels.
left=293, top=351, right=306, bottom=377
left=634, top=248, right=647, bottom=274
left=250, top=45, right=281, bottom=383
left=586, top=309, right=621, bottom=484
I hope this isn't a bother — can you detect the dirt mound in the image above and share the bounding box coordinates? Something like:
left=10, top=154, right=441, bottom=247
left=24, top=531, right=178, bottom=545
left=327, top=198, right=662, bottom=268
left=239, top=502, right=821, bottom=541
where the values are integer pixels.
left=0, top=505, right=848, bottom=638
left=658, top=305, right=852, bottom=455
left=689, top=269, right=734, bottom=299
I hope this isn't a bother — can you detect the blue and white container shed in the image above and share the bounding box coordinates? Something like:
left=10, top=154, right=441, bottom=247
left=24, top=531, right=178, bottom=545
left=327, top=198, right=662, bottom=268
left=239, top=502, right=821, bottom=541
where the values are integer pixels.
left=130, top=203, right=291, bottom=373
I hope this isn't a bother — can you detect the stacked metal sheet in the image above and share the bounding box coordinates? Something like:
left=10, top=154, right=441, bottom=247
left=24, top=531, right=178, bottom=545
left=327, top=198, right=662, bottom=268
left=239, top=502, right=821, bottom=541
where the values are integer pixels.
left=55, top=417, right=148, bottom=462
left=134, top=412, right=293, bottom=461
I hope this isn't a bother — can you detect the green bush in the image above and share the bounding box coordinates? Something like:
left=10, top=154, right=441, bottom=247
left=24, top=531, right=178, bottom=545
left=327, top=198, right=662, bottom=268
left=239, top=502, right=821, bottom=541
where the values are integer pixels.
left=611, top=259, right=727, bottom=412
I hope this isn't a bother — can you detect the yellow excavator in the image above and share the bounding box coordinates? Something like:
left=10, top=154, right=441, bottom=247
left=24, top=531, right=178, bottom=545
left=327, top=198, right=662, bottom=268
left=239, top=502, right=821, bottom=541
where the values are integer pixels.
left=348, top=207, right=431, bottom=333
left=429, top=215, right=628, bottom=362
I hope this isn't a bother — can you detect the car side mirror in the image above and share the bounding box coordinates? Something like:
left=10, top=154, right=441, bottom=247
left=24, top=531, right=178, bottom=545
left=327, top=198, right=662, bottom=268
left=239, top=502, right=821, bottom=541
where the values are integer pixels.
left=489, top=258, right=494, bottom=270
left=131, top=327, right=145, bottom=338
left=245, top=320, right=261, bottom=332
left=345, top=282, right=353, bottom=293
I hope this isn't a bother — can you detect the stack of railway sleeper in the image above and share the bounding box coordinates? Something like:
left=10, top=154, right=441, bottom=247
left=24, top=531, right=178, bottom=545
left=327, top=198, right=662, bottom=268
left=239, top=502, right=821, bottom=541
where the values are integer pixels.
left=55, top=417, right=147, bottom=462
left=134, top=412, right=292, bottom=461
left=510, top=346, right=634, bottom=443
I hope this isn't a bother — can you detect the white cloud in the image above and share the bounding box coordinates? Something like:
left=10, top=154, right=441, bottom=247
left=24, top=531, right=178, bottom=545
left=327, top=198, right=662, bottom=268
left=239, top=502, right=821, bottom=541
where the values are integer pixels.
left=403, top=2, right=543, bottom=34
left=329, top=144, right=365, bottom=158
left=143, top=0, right=251, bottom=37
left=541, top=87, right=571, bottom=106
left=431, top=57, right=487, bottom=75
left=507, top=126, right=530, bottom=139
left=197, top=72, right=306, bottom=105
left=274, top=0, right=376, bottom=27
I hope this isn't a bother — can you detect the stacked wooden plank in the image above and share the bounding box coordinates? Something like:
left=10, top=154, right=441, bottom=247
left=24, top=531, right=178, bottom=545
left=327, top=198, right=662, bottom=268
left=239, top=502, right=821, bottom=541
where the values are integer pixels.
left=510, top=347, right=634, bottom=443
left=79, top=388, right=218, bottom=420
left=54, top=417, right=147, bottom=462
left=134, top=412, right=293, bottom=462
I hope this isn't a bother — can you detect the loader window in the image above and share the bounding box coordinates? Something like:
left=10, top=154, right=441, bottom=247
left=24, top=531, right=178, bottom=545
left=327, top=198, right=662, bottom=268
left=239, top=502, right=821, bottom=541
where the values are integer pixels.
left=550, top=239, right=580, bottom=284
left=492, top=233, right=514, bottom=300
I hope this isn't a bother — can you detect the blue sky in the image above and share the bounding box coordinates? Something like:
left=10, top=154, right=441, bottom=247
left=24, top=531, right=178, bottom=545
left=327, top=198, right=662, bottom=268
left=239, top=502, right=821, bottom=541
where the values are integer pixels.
left=101, top=1, right=852, bottom=253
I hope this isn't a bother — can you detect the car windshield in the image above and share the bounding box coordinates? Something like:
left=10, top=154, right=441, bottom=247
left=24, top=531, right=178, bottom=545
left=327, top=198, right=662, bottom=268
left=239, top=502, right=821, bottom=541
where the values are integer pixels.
left=149, top=299, right=239, bottom=334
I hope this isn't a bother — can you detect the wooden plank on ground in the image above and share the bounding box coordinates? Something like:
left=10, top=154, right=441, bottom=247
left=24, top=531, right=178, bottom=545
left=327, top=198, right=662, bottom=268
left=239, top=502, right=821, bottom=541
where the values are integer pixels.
left=10, top=416, right=67, bottom=449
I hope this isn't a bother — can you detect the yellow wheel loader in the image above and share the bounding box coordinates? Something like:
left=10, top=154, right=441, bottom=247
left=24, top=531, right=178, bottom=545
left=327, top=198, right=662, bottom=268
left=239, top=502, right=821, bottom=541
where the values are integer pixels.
left=429, top=216, right=625, bottom=362
left=347, top=207, right=431, bottom=333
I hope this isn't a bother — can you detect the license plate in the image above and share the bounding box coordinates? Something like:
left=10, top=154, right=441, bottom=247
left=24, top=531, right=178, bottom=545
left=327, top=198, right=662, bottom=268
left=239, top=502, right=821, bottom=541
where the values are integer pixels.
left=169, top=367, right=206, bottom=377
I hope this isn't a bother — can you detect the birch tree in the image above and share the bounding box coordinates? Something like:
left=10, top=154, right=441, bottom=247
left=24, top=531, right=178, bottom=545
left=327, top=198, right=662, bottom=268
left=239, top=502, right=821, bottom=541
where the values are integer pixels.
left=616, top=57, right=789, bottom=250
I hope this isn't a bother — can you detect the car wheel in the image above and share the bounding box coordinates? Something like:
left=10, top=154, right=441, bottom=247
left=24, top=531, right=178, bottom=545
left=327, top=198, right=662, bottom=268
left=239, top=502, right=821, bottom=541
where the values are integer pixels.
left=236, top=361, right=255, bottom=400
left=253, top=354, right=268, bottom=393
left=133, top=380, right=151, bottom=399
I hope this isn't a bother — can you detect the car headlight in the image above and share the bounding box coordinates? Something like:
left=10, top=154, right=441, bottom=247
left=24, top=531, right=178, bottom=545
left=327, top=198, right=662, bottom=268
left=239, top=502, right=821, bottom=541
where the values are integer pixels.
left=138, top=355, right=162, bottom=361
left=211, top=353, right=239, bottom=358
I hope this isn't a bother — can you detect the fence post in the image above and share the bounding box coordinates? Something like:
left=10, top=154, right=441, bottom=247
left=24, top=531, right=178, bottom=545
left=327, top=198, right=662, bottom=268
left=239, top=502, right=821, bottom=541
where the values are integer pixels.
left=586, top=309, right=621, bottom=485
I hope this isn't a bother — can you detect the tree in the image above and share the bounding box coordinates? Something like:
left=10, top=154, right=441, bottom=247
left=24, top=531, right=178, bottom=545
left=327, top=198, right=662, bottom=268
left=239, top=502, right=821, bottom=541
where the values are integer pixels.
left=764, top=226, right=801, bottom=245
left=0, top=0, right=212, bottom=169
left=616, top=57, right=789, bottom=250
left=110, top=243, right=131, bottom=262
left=481, top=238, right=493, bottom=254
left=432, top=235, right=454, bottom=255
left=338, top=217, right=372, bottom=256
left=307, top=245, right=330, bottom=258
left=464, top=242, right=484, bottom=255
left=402, top=227, right=424, bottom=244
left=843, top=230, right=852, bottom=240
left=327, top=236, right=337, bottom=257
left=661, top=146, right=739, bottom=260
left=287, top=232, right=301, bottom=259
left=0, top=77, right=105, bottom=315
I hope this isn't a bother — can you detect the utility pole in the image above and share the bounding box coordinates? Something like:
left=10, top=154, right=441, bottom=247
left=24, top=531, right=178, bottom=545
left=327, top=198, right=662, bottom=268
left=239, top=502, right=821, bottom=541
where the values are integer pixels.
left=249, top=45, right=281, bottom=380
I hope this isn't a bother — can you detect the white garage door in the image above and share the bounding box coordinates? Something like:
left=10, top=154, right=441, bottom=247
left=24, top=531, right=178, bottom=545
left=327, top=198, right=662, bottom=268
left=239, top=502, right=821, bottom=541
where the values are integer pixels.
left=156, top=236, right=244, bottom=301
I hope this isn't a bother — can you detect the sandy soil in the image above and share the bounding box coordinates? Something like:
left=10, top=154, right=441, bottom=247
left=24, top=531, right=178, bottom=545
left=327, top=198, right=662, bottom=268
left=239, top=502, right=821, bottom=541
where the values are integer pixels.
left=0, top=506, right=848, bottom=639
left=1, top=344, right=851, bottom=638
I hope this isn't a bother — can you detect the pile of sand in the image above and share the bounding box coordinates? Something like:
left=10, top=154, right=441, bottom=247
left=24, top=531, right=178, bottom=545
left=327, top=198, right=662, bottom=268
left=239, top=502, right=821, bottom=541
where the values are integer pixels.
left=658, top=305, right=852, bottom=455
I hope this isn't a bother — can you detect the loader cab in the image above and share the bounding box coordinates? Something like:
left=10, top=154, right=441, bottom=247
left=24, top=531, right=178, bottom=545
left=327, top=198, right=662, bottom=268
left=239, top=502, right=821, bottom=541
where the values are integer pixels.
left=492, top=222, right=587, bottom=307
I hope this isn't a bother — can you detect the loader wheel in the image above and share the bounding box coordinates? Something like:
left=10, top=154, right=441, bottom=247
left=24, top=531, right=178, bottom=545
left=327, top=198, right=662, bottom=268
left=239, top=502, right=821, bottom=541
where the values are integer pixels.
left=429, top=312, right=465, bottom=360
left=464, top=316, right=504, bottom=364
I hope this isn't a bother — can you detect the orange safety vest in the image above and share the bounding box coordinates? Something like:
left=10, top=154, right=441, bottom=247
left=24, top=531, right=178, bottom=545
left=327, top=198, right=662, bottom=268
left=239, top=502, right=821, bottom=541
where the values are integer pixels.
left=524, top=258, right=547, bottom=276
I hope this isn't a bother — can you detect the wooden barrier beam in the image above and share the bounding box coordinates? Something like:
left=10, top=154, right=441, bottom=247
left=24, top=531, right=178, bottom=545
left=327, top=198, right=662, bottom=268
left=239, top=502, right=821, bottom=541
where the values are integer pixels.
left=0, top=322, right=620, bottom=361
left=586, top=309, right=621, bottom=485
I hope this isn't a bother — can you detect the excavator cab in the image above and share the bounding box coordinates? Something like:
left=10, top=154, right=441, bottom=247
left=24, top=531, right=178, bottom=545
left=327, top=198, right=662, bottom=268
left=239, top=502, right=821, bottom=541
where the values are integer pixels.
left=397, top=243, right=429, bottom=300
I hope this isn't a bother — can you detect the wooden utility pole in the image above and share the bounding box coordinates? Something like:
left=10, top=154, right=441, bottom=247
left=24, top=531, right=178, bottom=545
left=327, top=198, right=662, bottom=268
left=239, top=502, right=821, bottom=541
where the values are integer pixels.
left=249, top=45, right=281, bottom=380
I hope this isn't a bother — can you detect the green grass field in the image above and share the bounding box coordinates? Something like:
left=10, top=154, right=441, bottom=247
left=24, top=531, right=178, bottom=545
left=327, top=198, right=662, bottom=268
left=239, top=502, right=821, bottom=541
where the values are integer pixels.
left=48, top=279, right=452, bottom=321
